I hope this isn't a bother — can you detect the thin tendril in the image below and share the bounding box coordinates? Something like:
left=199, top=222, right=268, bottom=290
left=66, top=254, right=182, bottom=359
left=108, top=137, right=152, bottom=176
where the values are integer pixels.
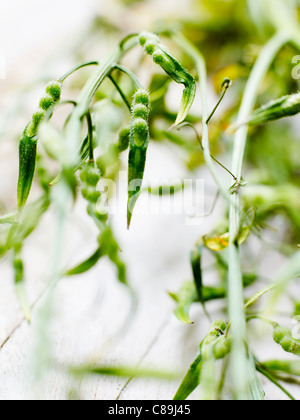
left=178, top=122, right=237, bottom=180
left=206, top=78, right=232, bottom=125
left=59, top=62, right=99, bottom=83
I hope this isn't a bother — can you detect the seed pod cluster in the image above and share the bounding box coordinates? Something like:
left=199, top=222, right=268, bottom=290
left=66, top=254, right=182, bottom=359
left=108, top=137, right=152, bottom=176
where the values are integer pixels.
left=273, top=324, right=300, bottom=356
left=17, top=81, right=62, bottom=209
left=201, top=320, right=229, bottom=360
left=127, top=89, right=150, bottom=228
left=139, top=32, right=196, bottom=127
left=25, top=81, right=62, bottom=138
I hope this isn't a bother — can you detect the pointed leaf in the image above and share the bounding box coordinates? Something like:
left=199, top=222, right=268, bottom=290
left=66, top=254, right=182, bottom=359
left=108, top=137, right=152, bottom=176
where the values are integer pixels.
left=66, top=248, right=103, bottom=276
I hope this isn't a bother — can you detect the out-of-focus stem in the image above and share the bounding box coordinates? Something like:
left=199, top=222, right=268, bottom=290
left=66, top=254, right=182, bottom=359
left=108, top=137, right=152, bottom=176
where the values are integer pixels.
left=228, top=31, right=290, bottom=400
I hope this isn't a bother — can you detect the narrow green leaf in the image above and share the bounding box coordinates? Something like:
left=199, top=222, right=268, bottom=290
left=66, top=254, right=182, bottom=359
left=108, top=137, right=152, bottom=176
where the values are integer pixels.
left=245, top=283, right=276, bottom=309
left=65, top=248, right=103, bottom=276
left=174, top=354, right=203, bottom=400
left=190, top=245, right=204, bottom=303
left=169, top=281, right=197, bottom=325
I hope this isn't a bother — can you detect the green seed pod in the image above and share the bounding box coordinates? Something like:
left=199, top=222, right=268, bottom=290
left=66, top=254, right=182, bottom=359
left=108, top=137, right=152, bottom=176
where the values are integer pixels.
left=17, top=80, right=62, bottom=209
left=132, top=104, right=148, bottom=120
left=127, top=90, right=150, bottom=228
left=280, top=337, right=294, bottom=353
left=201, top=321, right=228, bottom=361
left=80, top=165, right=100, bottom=187
left=39, top=94, right=54, bottom=111
left=213, top=336, right=231, bottom=360
left=118, top=127, right=130, bottom=152
left=245, top=93, right=300, bottom=127
left=153, top=50, right=176, bottom=74
left=273, top=325, right=290, bottom=345
left=144, top=41, right=156, bottom=55
left=273, top=324, right=300, bottom=356
left=133, top=89, right=150, bottom=107
left=132, top=118, right=148, bottom=147
left=25, top=110, right=45, bottom=138
left=81, top=186, right=101, bottom=203
left=138, top=33, right=148, bottom=47
left=139, top=32, right=160, bottom=47
left=138, top=31, right=196, bottom=127
left=46, top=81, right=62, bottom=102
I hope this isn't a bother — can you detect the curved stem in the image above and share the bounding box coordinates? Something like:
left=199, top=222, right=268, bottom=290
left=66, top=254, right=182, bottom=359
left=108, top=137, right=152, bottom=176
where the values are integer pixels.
left=86, top=111, right=94, bottom=162
left=59, top=61, right=99, bottom=83
left=113, top=65, right=144, bottom=90
left=108, top=75, right=132, bottom=112
left=256, top=364, right=296, bottom=401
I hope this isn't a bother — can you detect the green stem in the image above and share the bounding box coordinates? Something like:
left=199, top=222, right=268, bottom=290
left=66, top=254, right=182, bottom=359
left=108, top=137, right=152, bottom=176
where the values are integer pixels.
left=113, top=65, right=144, bottom=90
left=86, top=111, right=94, bottom=162
left=228, top=31, right=290, bottom=400
left=59, top=61, right=99, bottom=83
left=108, top=75, right=132, bottom=112
left=256, top=364, right=296, bottom=401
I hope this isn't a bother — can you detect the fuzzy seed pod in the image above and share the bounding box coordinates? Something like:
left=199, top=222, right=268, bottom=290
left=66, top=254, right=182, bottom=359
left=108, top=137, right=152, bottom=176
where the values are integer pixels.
left=133, top=89, right=150, bottom=107
left=132, top=118, right=148, bottom=147
left=17, top=80, right=62, bottom=209
left=138, top=31, right=196, bottom=127
left=144, top=41, right=156, bottom=55
left=46, top=81, right=62, bottom=102
left=152, top=50, right=176, bottom=74
left=39, top=94, right=54, bottom=111
left=127, top=89, right=151, bottom=228
left=132, top=104, right=148, bottom=120
left=25, top=110, right=45, bottom=137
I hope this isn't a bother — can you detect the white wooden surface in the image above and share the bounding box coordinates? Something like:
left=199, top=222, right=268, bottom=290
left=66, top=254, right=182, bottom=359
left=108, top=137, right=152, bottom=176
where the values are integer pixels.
left=1, top=0, right=300, bottom=401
